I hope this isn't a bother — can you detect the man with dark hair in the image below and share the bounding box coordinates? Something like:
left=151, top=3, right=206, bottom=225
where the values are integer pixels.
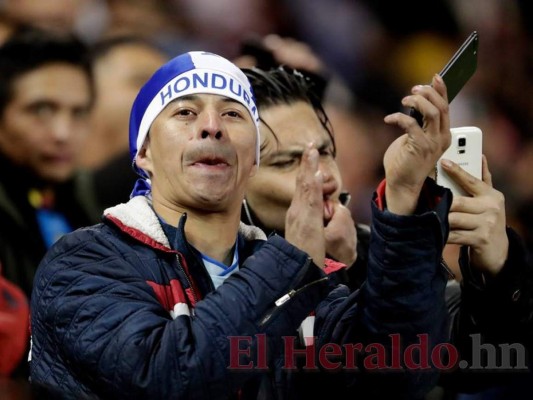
left=0, top=27, right=101, bottom=378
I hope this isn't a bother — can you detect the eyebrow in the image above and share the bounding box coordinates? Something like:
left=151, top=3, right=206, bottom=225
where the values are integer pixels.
left=269, top=139, right=333, bottom=159
left=172, top=94, right=244, bottom=107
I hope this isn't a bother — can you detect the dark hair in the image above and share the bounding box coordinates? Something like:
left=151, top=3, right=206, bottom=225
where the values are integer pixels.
left=0, top=27, right=94, bottom=116
left=242, top=66, right=336, bottom=155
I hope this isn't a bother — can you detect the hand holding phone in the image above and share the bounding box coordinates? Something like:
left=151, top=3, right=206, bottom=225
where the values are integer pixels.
left=411, top=31, right=479, bottom=127
left=436, top=126, right=483, bottom=196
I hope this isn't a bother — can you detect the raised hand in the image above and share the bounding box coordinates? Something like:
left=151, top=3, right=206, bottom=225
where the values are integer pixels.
left=284, top=143, right=326, bottom=268
left=383, top=74, right=451, bottom=215
left=441, top=155, right=509, bottom=276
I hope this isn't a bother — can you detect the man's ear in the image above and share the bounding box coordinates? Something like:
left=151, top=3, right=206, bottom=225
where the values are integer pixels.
left=135, top=136, right=152, bottom=173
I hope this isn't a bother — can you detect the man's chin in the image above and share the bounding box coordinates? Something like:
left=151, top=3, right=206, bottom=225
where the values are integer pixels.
left=192, top=191, right=238, bottom=213
left=39, top=168, right=74, bottom=184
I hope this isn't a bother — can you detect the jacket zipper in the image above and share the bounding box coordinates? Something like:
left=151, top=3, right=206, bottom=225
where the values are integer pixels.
left=175, top=253, right=199, bottom=304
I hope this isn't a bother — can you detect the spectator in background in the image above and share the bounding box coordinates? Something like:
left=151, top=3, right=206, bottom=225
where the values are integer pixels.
left=102, top=0, right=203, bottom=57
left=178, top=0, right=280, bottom=58
left=83, top=36, right=168, bottom=209
left=240, top=66, right=367, bottom=289
left=1, top=0, right=86, bottom=35
left=234, top=33, right=379, bottom=224
left=82, top=36, right=168, bottom=170
left=0, top=27, right=101, bottom=378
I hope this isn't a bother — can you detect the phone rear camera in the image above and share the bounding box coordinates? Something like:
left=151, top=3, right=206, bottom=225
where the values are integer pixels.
left=458, top=137, right=466, bottom=146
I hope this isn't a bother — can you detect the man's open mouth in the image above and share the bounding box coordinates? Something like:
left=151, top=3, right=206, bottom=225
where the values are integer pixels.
left=193, top=156, right=229, bottom=166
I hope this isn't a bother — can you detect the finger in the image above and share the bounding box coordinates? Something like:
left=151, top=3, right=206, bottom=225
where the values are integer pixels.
left=447, top=230, right=478, bottom=246
left=295, top=144, right=322, bottom=207
left=481, top=154, right=493, bottom=187
left=409, top=78, right=448, bottom=120
left=432, top=73, right=448, bottom=102
left=296, top=143, right=318, bottom=182
left=431, top=74, right=450, bottom=133
left=449, top=195, right=486, bottom=213
left=401, top=89, right=439, bottom=133
left=404, top=75, right=449, bottom=134
left=326, top=202, right=353, bottom=225
left=440, top=158, right=485, bottom=197
left=448, top=211, right=481, bottom=231
left=384, top=110, right=424, bottom=138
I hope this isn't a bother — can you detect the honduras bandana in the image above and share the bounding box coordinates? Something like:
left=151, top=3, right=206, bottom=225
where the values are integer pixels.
left=129, top=51, right=260, bottom=198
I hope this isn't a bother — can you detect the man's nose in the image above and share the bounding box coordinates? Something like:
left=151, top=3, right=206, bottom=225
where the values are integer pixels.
left=200, top=130, right=223, bottom=140
left=50, top=114, right=72, bottom=142
left=197, top=110, right=224, bottom=140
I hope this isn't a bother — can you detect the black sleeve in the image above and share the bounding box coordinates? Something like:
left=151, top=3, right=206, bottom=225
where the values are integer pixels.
left=441, top=227, right=533, bottom=394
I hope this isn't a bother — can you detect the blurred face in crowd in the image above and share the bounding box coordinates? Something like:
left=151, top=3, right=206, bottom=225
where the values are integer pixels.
left=245, top=100, right=342, bottom=232
left=136, top=94, right=257, bottom=214
left=4, top=0, right=82, bottom=34
left=89, top=42, right=167, bottom=165
left=0, top=63, right=92, bottom=183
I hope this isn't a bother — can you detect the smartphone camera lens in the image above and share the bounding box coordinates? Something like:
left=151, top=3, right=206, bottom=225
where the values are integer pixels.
left=458, top=137, right=466, bottom=146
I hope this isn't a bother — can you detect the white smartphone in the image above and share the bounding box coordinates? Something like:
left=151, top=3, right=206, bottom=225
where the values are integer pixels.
left=436, top=126, right=483, bottom=196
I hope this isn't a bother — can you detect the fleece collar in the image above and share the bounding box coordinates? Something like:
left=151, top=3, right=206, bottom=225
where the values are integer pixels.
left=103, top=196, right=266, bottom=251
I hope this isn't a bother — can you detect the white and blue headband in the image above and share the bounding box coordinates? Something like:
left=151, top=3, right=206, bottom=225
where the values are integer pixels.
left=129, top=51, right=260, bottom=198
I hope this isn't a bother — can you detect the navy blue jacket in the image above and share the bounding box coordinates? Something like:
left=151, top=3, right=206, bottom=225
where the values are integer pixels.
left=30, top=181, right=452, bottom=399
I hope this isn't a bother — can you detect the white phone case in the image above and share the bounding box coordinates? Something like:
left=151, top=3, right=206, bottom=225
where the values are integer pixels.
left=436, top=126, right=483, bottom=196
